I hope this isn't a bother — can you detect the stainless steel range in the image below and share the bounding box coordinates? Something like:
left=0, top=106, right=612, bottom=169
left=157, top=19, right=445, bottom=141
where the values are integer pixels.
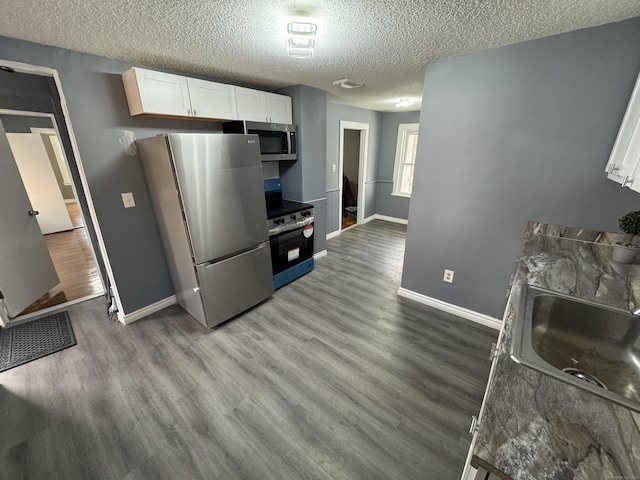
left=264, top=179, right=314, bottom=289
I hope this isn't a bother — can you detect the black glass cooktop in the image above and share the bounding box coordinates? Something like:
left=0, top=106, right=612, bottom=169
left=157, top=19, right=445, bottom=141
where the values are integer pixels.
left=266, top=200, right=314, bottom=220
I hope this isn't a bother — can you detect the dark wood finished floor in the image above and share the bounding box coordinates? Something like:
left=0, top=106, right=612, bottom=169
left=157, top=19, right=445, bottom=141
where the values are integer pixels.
left=19, top=202, right=102, bottom=316
left=0, top=220, right=497, bottom=479
left=341, top=213, right=356, bottom=230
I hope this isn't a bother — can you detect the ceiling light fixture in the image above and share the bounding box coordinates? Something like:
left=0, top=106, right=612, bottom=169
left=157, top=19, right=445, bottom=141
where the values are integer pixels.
left=286, top=18, right=317, bottom=60
left=288, top=48, right=314, bottom=59
left=287, top=22, right=317, bottom=36
left=288, top=37, right=315, bottom=49
left=395, top=98, right=414, bottom=108
left=333, top=78, right=364, bottom=89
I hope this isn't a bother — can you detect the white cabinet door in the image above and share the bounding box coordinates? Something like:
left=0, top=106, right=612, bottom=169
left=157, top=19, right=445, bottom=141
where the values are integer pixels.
left=234, top=86, right=268, bottom=122
left=187, top=78, right=237, bottom=120
left=266, top=93, right=292, bottom=124
left=123, top=67, right=191, bottom=116
left=606, top=70, right=640, bottom=191
left=139, top=69, right=191, bottom=116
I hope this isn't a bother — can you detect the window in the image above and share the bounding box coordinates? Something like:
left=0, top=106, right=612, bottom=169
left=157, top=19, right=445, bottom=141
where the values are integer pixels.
left=392, top=123, right=419, bottom=197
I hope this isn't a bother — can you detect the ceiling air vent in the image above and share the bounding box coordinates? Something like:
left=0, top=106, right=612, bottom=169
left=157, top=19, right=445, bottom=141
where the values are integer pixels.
left=333, top=79, right=364, bottom=89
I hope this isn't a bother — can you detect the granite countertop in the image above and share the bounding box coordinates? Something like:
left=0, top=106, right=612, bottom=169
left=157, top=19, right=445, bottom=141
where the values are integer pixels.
left=473, top=222, right=640, bottom=480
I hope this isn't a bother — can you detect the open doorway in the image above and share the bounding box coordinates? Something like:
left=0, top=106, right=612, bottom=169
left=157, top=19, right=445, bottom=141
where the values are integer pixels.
left=0, top=111, right=104, bottom=322
left=339, top=121, right=369, bottom=231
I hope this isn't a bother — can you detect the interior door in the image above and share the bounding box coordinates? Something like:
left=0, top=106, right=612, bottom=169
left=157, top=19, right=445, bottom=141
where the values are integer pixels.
left=7, top=133, right=74, bottom=234
left=0, top=121, right=59, bottom=318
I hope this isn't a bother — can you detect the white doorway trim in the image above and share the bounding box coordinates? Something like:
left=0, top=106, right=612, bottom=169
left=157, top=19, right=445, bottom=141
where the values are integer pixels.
left=30, top=127, right=73, bottom=187
left=338, top=121, right=369, bottom=230
left=0, top=59, right=124, bottom=321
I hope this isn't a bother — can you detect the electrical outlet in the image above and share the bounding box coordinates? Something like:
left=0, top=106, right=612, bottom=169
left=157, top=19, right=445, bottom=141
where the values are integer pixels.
left=443, top=269, right=454, bottom=283
left=121, top=192, right=136, bottom=208
left=332, top=164, right=337, bottom=173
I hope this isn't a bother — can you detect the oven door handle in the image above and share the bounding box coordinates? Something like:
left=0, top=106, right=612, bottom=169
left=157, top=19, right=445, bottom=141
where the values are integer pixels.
left=268, top=217, right=314, bottom=236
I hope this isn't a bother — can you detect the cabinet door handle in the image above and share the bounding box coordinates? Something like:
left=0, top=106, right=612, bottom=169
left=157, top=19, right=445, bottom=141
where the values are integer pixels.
left=28, top=210, right=39, bottom=216
left=193, top=109, right=197, bottom=117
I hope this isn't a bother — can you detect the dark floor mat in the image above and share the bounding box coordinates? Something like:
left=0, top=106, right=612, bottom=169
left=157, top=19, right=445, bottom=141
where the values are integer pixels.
left=0, top=311, right=76, bottom=372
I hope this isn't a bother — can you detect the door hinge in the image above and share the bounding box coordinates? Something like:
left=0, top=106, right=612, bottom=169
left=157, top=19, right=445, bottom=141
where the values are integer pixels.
left=489, top=342, right=498, bottom=362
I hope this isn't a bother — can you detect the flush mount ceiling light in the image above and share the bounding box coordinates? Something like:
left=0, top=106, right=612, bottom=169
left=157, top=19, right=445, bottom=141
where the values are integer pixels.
left=395, top=98, right=414, bottom=108
left=288, top=48, right=314, bottom=59
left=287, top=22, right=317, bottom=36
left=333, top=78, right=364, bottom=89
left=288, top=37, right=315, bottom=49
left=286, top=18, right=317, bottom=59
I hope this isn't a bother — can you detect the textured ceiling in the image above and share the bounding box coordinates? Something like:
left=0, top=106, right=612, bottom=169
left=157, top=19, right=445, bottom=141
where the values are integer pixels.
left=0, top=1, right=639, bottom=112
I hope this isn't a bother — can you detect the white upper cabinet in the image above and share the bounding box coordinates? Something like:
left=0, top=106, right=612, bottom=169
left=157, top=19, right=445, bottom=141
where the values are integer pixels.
left=234, top=86, right=269, bottom=122
left=235, top=87, right=293, bottom=124
left=606, top=70, right=640, bottom=193
left=122, top=67, right=292, bottom=124
left=123, top=67, right=237, bottom=120
left=186, top=78, right=237, bottom=120
left=266, top=92, right=293, bottom=124
left=123, top=68, right=191, bottom=116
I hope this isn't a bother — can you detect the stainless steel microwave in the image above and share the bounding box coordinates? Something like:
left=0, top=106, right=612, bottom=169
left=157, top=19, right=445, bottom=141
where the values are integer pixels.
left=222, top=121, right=297, bottom=161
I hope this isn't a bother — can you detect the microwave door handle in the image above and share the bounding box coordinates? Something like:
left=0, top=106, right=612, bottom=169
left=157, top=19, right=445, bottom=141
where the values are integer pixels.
left=289, top=131, right=296, bottom=155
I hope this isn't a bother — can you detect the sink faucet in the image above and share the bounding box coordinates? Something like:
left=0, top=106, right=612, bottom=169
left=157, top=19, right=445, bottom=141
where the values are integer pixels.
left=633, top=307, right=640, bottom=317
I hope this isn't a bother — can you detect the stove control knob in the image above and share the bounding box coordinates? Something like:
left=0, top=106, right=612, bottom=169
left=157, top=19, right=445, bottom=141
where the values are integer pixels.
left=301, top=211, right=309, bottom=217
left=290, top=214, right=297, bottom=220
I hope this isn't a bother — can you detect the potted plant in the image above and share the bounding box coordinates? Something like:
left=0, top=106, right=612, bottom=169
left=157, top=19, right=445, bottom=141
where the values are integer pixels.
left=613, top=210, right=640, bottom=263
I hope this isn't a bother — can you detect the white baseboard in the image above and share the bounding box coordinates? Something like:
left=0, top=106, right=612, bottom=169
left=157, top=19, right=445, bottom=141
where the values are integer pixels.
left=364, top=214, right=408, bottom=225
left=397, top=287, right=502, bottom=330
left=328, top=214, right=408, bottom=239
left=119, top=295, right=177, bottom=325
left=314, top=250, right=327, bottom=260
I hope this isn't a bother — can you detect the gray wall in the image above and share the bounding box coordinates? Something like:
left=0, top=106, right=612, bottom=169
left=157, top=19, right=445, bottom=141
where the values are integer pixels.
left=0, top=114, right=53, bottom=132
left=326, top=102, right=382, bottom=234
left=402, top=17, right=640, bottom=319
left=376, top=111, right=421, bottom=219
left=0, top=36, right=271, bottom=314
left=277, top=84, right=328, bottom=253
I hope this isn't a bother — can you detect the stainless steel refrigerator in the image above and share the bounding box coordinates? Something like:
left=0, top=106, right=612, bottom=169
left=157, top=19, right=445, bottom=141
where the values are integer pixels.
left=137, top=133, right=273, bottom=328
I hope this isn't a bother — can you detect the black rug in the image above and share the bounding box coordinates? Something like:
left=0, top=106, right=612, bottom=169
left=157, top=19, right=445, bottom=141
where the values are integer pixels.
left=0, top=311, right=76, bottom=373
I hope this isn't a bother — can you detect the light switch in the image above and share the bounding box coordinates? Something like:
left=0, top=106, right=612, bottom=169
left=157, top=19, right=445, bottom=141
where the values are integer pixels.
left=121, top=192, right=136, bottom=208
left=332, top=164, right=336, bottom=173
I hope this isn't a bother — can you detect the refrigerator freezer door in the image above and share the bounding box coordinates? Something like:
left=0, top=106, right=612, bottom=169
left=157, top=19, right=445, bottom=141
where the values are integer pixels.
left=167, top=134, right=269, bottom=263
left=196, top=242, right=274, bottom=327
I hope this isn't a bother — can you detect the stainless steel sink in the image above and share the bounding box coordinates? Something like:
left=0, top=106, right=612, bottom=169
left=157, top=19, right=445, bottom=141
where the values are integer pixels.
left=511, top=285, right=640, bottom=412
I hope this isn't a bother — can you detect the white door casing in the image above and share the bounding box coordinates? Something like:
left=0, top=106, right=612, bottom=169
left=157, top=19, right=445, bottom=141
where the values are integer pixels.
left=31, top=128, right=73, bottom=187
left=0, top=121, right=59, bottom=318
left=7, top=133, right=74, bottom=234
left=0, top=60, right=120, bottom=321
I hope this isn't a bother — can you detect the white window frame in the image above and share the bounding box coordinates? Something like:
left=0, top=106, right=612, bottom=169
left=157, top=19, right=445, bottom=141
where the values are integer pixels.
left=392, top=123, right=419, bottom=197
